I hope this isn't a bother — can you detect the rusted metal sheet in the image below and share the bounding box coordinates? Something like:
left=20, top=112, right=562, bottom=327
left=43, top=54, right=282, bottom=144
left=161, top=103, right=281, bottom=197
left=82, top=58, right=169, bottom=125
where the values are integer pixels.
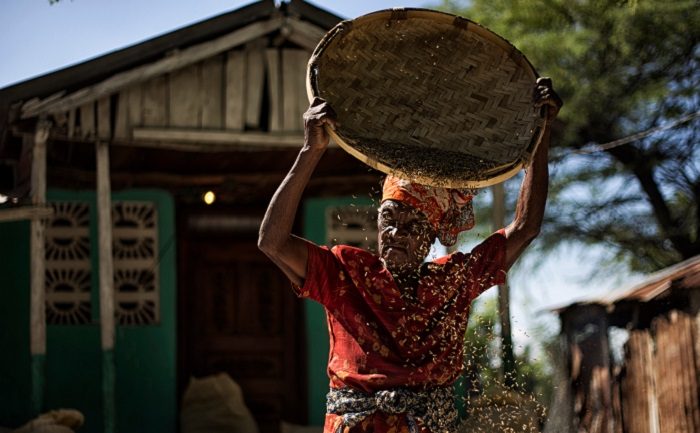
left=551, top=256, right=700, bottom=315
left=613, top=260, right=700, bottom=303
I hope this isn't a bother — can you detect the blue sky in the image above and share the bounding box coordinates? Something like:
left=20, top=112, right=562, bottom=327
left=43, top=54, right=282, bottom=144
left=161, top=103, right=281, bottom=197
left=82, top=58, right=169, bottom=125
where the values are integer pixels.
left=0, top=0, right=640, bottom=353
left=0, top=0, right=434, bottom=88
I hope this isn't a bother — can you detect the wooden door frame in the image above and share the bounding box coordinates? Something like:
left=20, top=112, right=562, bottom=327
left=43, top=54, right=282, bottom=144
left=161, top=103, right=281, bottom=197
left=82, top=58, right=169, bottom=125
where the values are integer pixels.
left=175, top=203, right=308, bottom=427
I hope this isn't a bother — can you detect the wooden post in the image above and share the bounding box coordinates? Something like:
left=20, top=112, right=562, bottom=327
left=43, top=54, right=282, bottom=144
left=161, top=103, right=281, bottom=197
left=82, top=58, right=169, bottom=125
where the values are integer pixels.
left=29, top=119, right=50, bottom=415
left=542, top=335, right=575, bottom=433
left=491, top=183, right=516, bottom=387
left=96, top=140, right=115, bottom=433
left=560, top=304, right=613, bottom=433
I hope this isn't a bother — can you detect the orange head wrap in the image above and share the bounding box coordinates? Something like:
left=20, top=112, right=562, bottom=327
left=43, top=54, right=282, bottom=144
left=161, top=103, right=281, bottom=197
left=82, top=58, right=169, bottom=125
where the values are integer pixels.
left=381, top=174, right=477, bottom=246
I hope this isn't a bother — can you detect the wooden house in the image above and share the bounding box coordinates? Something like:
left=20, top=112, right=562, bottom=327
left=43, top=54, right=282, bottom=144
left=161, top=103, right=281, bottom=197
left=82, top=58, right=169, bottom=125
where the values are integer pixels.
left=0, top=1, right=381, bottom=432
left=547, top=255, right=700, bottom=433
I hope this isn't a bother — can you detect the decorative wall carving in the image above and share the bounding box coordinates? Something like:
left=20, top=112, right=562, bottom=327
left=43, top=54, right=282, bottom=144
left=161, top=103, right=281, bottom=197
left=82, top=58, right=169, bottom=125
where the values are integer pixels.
left=44, top=200, right=160, bottom=326
left=45, top=202, right=92, bottom=325
left=112, top=201, right=159, bottom=325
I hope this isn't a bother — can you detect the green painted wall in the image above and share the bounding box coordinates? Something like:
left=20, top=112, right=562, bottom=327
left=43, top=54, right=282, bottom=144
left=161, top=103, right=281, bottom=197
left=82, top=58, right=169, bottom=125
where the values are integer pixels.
left=45, top=189, right=104, bottom=433
left=45, top=326, right=102, bottom=432
left=113, top=189, right=176, bottom=433
left=302, top=196, right=374, bottom=426
left=0, top=189, right=175, bottom=433
left=0, top=220, right=33, bottom=428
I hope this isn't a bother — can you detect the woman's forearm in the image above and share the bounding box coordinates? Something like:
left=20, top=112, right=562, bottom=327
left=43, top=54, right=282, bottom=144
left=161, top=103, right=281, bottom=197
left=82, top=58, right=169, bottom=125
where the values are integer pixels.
left=503, top=127, right=550, bottom=269
left=258, top=145, right=325, bottom=256
left=258, top=97, right=336, bottom=284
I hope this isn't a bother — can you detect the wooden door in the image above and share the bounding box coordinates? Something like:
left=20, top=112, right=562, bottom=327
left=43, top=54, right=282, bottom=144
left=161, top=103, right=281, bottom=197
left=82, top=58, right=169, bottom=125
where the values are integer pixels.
left=179, top=230, right=306, bottom=433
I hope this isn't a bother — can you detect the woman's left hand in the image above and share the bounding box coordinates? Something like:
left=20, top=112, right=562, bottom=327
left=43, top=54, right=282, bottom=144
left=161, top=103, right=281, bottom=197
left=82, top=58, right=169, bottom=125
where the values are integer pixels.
left=534, top=77, right=563, bottom=121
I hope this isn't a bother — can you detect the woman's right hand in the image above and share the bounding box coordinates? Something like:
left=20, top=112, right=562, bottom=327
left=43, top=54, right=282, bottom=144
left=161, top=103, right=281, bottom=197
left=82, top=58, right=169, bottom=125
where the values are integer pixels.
left=533, top=77, right=562, bottom=122
left=303, top=97, right=337, bottom=151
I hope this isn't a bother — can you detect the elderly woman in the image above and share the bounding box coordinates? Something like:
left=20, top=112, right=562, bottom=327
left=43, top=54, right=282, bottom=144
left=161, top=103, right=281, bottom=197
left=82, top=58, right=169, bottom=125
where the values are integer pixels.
left=258, top=78, right=562, bottom=433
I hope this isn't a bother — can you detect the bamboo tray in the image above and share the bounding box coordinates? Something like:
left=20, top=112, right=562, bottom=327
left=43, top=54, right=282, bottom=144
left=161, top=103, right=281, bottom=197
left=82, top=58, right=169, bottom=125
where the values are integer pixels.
left=307, top=8, right=547, bottom=188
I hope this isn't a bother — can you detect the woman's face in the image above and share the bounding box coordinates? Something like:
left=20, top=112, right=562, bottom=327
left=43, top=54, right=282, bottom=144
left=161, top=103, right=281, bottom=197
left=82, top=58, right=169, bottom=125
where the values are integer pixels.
left=377, top=200, right=437, bottom=275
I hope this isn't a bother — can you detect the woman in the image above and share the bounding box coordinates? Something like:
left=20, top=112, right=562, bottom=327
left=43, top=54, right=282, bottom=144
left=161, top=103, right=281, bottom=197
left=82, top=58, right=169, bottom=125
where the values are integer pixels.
left=258, top=78, right=562, bottom=433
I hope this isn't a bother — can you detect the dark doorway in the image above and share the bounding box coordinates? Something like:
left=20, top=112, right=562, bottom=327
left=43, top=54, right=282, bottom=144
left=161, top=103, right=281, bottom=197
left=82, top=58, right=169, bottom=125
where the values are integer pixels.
left=178, top=206, right=307, bottom=433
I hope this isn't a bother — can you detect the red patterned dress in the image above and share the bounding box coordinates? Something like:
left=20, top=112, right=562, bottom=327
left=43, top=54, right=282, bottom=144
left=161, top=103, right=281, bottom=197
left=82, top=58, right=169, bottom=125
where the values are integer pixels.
left=294, top=230, right=507, bottom=433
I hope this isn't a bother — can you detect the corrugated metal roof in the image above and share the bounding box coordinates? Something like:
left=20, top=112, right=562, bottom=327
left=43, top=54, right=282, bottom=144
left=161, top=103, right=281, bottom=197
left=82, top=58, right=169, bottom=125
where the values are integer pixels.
left=603, top=255, right=700, bottom=303
left=552, top=255, right=700, bottom=314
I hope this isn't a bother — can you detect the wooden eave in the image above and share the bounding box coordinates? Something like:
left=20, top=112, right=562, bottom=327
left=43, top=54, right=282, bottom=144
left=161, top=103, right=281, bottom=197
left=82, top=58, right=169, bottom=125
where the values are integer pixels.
left=19, top=15, right=327, bottom=119
left=286, top=0, right=347, bottom=29
left=0, top=0, right=343, bottom=139
left=1, top=0, right=277, bottom=154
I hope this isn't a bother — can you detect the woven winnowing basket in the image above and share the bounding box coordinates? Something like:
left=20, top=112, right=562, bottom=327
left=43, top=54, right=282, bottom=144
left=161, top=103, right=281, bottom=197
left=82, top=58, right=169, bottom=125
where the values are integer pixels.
left=307, top=8, right=546, bottom=188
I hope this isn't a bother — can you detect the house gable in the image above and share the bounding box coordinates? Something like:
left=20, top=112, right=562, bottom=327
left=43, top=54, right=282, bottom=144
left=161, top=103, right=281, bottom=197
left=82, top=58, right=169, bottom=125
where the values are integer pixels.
left=18, top=13, right=329, bottom=146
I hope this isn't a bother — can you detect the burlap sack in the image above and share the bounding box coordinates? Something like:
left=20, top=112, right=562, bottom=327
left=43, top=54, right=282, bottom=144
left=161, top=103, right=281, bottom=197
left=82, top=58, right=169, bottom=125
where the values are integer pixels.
left=181, top=373, right=259, bottom=433
left=12, top=409, right=83, bottom=433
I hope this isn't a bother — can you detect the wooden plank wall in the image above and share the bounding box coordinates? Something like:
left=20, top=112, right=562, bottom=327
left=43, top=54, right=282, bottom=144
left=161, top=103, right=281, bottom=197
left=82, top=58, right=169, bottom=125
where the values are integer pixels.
left=616, top=310, right=700, bottom=433
left=618, top=330, right=656, bottom=433
left=653, top=311, right=700, bottom=433
left=62, top=40, right=311, bottom=141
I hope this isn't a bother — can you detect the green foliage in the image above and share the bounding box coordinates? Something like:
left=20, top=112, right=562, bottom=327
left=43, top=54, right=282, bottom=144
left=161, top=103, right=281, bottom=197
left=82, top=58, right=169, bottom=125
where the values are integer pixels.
left=437, top=0, right=700, bottom=272
left=463, top=298, right=554, bottom=407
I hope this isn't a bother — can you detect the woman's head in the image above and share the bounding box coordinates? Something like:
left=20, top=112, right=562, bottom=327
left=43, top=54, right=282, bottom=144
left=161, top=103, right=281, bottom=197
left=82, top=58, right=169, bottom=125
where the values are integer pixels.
left=377, top=199, right=436, bottom=274
left=378, top=175, right=477, bottom=274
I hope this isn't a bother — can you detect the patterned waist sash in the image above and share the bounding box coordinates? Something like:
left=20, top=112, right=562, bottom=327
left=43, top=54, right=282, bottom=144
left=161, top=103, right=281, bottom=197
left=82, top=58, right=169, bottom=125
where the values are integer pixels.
left=326, top=386, right=458, bottom=433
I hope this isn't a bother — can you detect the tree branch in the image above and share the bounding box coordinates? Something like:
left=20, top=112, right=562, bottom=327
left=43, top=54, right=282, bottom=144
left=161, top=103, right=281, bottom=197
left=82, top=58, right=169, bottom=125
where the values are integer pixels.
left=606, top=144, right=696, bottom=258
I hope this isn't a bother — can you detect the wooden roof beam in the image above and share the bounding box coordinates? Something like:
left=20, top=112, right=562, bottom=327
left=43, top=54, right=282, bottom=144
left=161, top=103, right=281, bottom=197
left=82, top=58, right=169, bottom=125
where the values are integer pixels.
left=283, top=17, right=327, bottom=51
left=0, top=205, right=53, bottom=222
left=130, top=127, right=321, bottom=151
left=48, top=166, right=380, bottom=190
